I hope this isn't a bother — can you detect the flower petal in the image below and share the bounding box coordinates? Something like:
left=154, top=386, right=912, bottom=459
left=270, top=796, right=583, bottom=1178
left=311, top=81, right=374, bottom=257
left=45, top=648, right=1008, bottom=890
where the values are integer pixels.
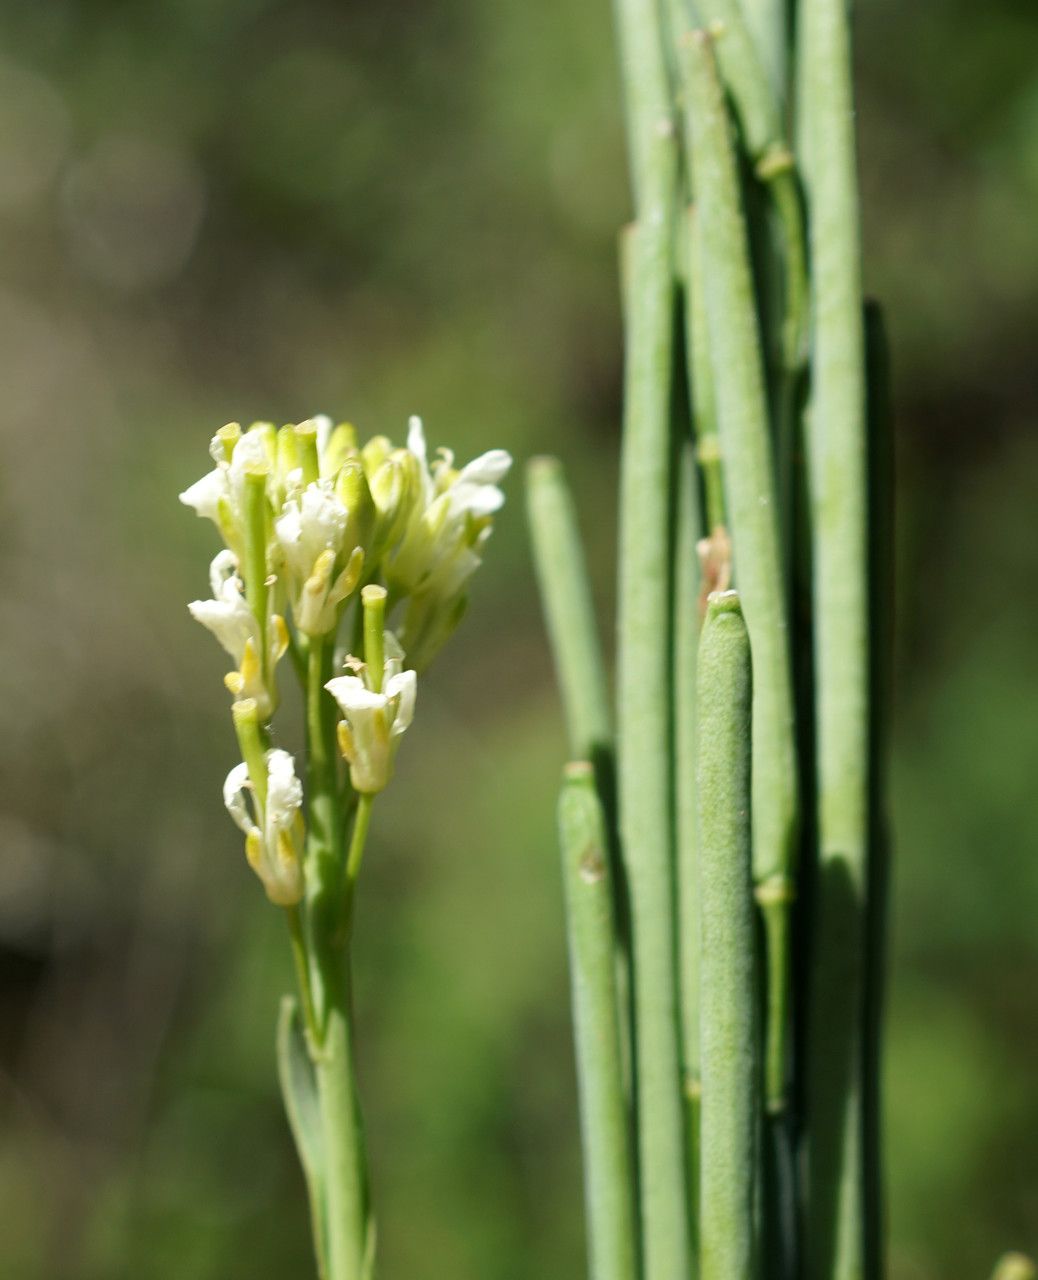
left=325, top=675, right=388, bottom=715
left=265, top=749, right=303, bottom=829
left=179, top=467, right=229, bottom=521
left=188, top=592, right=257, bottom=664
left=386, top=669, right=417, bottom=736
left=230, top=428, right=269, bottom=481
left=457, top=448, right=512, bottom=487
left=451, top=482, right=505, bottom=519
left=223, top=762, right=257, bottom=836
left=407, top=415, right=428, bottom=467
left=209, top=549, right=240, bottom=597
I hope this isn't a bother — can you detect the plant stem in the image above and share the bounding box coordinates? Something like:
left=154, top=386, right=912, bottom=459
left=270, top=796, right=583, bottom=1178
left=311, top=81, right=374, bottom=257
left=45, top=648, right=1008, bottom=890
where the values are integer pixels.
left=613, top=0, right=690, bottom=1266
left=683, top=205, right=725, bottom=535
left=287, top=904, right=319, bottom=1042
left=304, top=636, right=370, bottom=1280
left=740, top=0, right=787, bottom=101
left=313, top=971, right=370, bottom=1280
left=559, top=762, right=640, bottom=1280
left=613, top=0, right=690, bottom=1268
left=680, top=0, right=808, bottom=569
left=696, top=591, right=758, bottom=1280
left=863, top=300, right=893, bottom=1280
left=682, top=28, right=799, bottom=1116
left=673, top=424, right=703, bottom=1244
left=526, top=456, right=612, bottom=764
left=526, top=453, right=633, bottom=1134
left=340, top=793, right=374, bottom=938
left=796, top=0, right=869, bottom=1270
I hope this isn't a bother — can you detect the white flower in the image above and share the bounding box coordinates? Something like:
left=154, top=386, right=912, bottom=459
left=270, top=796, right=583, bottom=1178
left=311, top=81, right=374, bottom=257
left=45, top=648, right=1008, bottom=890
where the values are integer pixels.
left=386, top=416, right=512, bottom=599
left=325, top=637, right=417, bottom=793
left=189, top=551, right=260, bottom=662
left=179, top=425, right=273, bottom=555
left=276, top=482, right=349, bottom=582
left=188, top=551, right=287, bottom=716
left=179, top=466, right=228, bottom=524
left=274, top=480, right=364, bottom=636
left=223, top=749, right=305, bottom=905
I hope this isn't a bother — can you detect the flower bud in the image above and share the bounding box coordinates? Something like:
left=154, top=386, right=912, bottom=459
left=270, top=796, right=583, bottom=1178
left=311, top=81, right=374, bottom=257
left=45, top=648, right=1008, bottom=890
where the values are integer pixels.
left=335, top=457, right=376, bottom=555
left=321, top=422, right=358, bottom=478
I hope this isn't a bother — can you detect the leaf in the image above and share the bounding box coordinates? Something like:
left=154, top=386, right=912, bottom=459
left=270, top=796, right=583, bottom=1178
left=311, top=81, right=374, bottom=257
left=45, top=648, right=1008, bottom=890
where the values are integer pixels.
left=277, top=995, right=330, bottom=1280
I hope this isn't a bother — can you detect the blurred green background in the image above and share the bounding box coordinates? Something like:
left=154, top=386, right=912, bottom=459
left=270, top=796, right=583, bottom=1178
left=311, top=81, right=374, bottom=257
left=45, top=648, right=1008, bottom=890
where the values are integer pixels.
left=0, top=1, right=1035, bottom=1276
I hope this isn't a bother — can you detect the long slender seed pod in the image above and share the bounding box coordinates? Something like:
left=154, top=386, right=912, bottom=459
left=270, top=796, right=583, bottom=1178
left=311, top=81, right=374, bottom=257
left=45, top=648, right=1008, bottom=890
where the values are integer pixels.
left=559, top=763, right=640, bottom=1280
left=673, top=424, right=703, bottom=1243
left=682, top=28, right=798, bottom=1114
left=526, top=457, right=612, bottom=765
left=612, top=0, right=691, bottom=1271
left=796, top=0, right=869, bottom=1271
left=696, top=591, right=759, bottom=1280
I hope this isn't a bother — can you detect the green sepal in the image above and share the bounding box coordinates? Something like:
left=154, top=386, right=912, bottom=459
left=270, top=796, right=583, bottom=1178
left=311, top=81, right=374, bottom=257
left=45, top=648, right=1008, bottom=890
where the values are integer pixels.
left=277, top=995, right=330, bottom=1280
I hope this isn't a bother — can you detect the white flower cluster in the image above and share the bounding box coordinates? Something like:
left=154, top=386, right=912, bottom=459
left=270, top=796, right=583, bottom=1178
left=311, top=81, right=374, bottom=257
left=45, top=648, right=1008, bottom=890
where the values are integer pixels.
left=181, top=414, right=511, bottom=904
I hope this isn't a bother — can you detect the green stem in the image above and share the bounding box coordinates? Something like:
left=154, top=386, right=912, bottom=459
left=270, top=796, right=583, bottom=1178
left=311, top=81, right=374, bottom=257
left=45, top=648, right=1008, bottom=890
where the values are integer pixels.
left=796, top=0, right=869, bottom=1272
left=287, top=904, right=319, bottom=1043
left=683, top=26, right=799, bottom=1113
left=303, top=636, right=370, bottom=1280
left=684, top=205, right=725, bottom=534
left=748, top=0, right=786, bottom=102
left=526, top=457, right=612, bottom=764
left=673, top=426, right=703, bottom=1244
left=696, top=591, right=758, bottom=1280
left=678, top=0, right=809, bottom=566
left=314, top=974, right=371, bottom=1280
left=559, top=763, right=640, bottom=1280
left=613, top=0, right=689, bottom=1268
left=526, top=452, right=632, bottom=1137
left=339, top=793, right=374, bottom=940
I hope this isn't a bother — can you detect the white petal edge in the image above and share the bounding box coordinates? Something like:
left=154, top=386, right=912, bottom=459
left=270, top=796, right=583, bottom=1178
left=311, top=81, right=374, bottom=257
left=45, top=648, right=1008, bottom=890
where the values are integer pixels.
left=265, top=749, right=303, bottom=825
left=386, top=669, right=417, bottom=735
left=407, top=415, right=428, bottom=466
left=325, top=675, right=388, bottom=715
left=179, top=468, right=228, bottom=520
left=223, top=763, right=257, bottom=835
left=458, top=449, right=512, bottom=486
